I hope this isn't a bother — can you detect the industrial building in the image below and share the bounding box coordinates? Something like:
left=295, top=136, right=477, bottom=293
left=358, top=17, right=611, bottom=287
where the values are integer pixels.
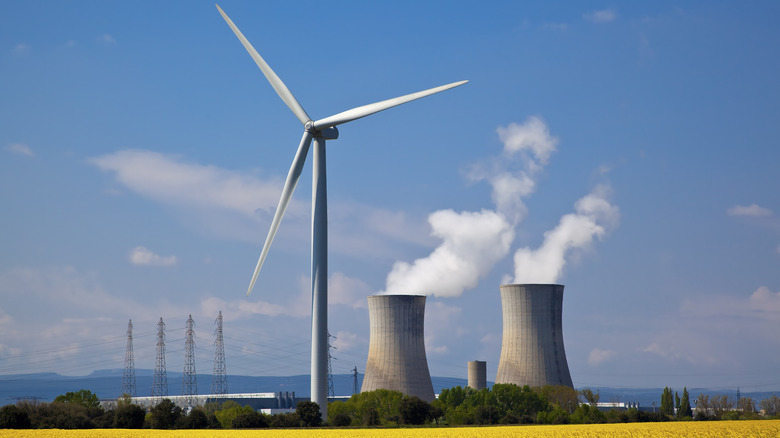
left=361, top=294, right=435, bottom=402
left=495, top=284, right=573, bottom=388
left=468, top=360, right=487, bottom=390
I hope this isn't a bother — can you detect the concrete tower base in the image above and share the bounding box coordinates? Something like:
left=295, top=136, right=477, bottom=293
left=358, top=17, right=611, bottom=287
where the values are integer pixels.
left=361, top=294, right=435, bottom=402
left=495, top=284, right=573, bottom=388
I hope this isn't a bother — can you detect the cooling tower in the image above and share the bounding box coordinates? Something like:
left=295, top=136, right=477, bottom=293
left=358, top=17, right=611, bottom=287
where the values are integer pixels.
left=495, top=284, right=573, bottom=388
left=467, top=360, right=487, bottom=390
left=361, top=294, right=435, bottom=402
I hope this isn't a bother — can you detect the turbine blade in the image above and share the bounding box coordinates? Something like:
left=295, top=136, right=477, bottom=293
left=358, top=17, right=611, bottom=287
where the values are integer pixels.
left=216, top=4, right=311, bottom=125
left=247, top=130, right=314, bottom=296
left=312, top=80, right=468, bottom=130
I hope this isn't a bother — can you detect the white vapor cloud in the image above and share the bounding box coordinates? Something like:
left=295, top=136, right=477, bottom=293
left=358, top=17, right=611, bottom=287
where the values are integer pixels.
left=727, top=204, right=773, bottom=217
left=383, top=117, right=558, bottom=298
left=13, top=43, right=30, bottom=54
left=97, top=34, right=116, bottom=45
left=584, top=9, right=618, bottom=24
left=128, top=246, right=178, bottom=267
left=384, top=210, right=514, bottom=297
left=472, top=116, right=558, bottom=222
left=513, top=184, right=619, bottom=284
left=5, top=143, right=34, bottom=157
left=90, top=149, right=285, bottom=217
left=588, top=348, right=616, bottom=366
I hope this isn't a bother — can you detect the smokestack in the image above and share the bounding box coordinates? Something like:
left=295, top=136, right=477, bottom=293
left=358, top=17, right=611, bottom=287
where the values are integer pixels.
left=495, top=284, right=573, bottom=388
left=467, top=360, right=487, bottom=390
left=361, top=294, right=435, bottom=402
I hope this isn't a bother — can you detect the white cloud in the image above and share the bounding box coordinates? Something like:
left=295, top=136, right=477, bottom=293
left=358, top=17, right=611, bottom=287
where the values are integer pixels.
left=90, top=149, right=286, bottom=217
left=496, top=116, right=558, bottom=165
left=727, top=204, right=773, bottom=217
left=5, top=143, right=34, bottom=157
left=513, top=184, right=619, bottom=284
left=13, top=43, right=30, bottom=54
left=331, top=330, right=359, bottom=353
left=747, top=286, right=780, bottom=314
left=128, top=246, right=178, bottom=267
left=584, top=9, right=618, bottom=23
left=200, top=271, right=366, bottom=321
left=329, top=272, right=371, bottom=308
left=543, top=23, right=568, bottom=31
left=97, top=34, right=116, bottom=45
left=384, top=209, right=514, bottom=297
left=383, top=118, right=558, bottom=298
left=588, top=348, right=616, bottom=366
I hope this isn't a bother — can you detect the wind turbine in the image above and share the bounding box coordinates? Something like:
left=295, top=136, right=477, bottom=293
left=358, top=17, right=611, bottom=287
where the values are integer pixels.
left=216, top=4, right=466, bottom=417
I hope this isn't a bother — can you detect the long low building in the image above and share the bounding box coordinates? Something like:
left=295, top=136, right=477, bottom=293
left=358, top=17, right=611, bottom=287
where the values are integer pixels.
left=102, top=392, right=302, bottom=414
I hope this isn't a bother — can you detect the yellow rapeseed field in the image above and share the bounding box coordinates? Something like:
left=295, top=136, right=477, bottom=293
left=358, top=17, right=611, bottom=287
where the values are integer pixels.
left=4, top=421, right=780, bottom=438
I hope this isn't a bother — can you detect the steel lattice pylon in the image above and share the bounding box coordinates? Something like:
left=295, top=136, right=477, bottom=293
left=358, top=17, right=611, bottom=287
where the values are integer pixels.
left=121, top=319, right=136, bottom=396
left=151, top=317, right=168, bottom=400
left=181, top=314, right=198, bottom=407
left=352, top=366, right=359, bottom=395
left=211, top=311, right=228, bottom=395
left=327, top=331, right=336, bottom=398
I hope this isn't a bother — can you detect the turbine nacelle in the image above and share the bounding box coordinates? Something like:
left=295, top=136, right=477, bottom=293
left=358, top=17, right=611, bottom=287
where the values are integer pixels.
left=306, top=122, right=339, bottom=140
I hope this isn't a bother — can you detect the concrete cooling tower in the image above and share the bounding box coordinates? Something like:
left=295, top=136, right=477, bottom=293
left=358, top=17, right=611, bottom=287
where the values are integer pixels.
left=495, top=284, right=573, bottom=388
left=361, top=294, right=435, bottom=402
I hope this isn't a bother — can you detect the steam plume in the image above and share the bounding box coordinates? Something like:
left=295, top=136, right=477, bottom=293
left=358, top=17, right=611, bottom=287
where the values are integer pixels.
left=512, top=184, right=619, bottom=284
left=382, top=117, right=557, bottom=297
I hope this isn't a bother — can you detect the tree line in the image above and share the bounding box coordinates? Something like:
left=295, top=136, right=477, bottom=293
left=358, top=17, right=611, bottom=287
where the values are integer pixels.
left=1, top=386, right=779, bottom=429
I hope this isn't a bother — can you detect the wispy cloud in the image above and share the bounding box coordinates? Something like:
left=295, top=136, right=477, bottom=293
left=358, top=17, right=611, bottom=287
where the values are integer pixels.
left=543, top=23, right=568, bottom=31
left=13, top=43, right=30, bottom=54
left=90, top=149, right=287, bottom=217
left=128, top=246, right=178, bottom=267
left=5, top=143, right=34, bottom=157
left=588, top=348, right=616, bottom=366
left=727, top=204, right=773, bottom=217
left=97, top=34, right=116, bottom=45
left=584, top=9, right=618, bottom=24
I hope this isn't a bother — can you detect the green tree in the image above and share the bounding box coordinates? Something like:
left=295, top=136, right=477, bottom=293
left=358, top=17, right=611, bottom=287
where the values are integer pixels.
left=113, top=402, right=145, bottom=428
left=214, top=401, right=254, bottom=429
left=54, top=389, right=101, bottom=408
left=148, top=399, right=182, bottom=429
left=540, top=385, right=579, bottom=413
left=399, top=395, right=432, bottom=425
left=570, top=403, right=606, bottom=424
left=327, top=399, right=356, bottom=426
left=269, top=412, right=299, bottom=427
left=38, top=402, right=94, bottom=429
left=579, top=388, right=600, bottom=406
left=231, top=410, right=269, bottom=428
left=182, top=407, right=210, bottom=429
left=660, top=387, right=674, bottom=417
left=760, top=395, right=780, bottom=417
left=296, top=401, right=322, bottom=427
left=675, top=391, right=681, bottom=414
left=678, top=387, right=693, bottom=418
left=0, top=404, right=32, bottom=429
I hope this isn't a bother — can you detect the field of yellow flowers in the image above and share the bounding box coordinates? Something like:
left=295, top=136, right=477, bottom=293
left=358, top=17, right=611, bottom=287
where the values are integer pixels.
left=4, top=420, right=780, bottom=437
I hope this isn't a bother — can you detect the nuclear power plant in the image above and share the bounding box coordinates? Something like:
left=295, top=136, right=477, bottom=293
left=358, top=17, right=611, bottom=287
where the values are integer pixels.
left=361, top=294, right=435, bottom=402
left=495, top=284, right=573, bottom=388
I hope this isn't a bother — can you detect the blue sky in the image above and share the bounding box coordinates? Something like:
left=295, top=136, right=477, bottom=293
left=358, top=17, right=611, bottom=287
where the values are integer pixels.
left=2, top=1, right=780, bottom=394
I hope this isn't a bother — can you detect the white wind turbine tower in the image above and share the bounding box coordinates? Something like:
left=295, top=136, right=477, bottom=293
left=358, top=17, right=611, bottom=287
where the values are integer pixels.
left=216, top=5, right=466, bottom=418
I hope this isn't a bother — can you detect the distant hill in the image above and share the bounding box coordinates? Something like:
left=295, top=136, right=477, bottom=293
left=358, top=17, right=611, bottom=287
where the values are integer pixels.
left=1, top=371, right=777, bottom=408
left=0, top=370, right=467, bottom=404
